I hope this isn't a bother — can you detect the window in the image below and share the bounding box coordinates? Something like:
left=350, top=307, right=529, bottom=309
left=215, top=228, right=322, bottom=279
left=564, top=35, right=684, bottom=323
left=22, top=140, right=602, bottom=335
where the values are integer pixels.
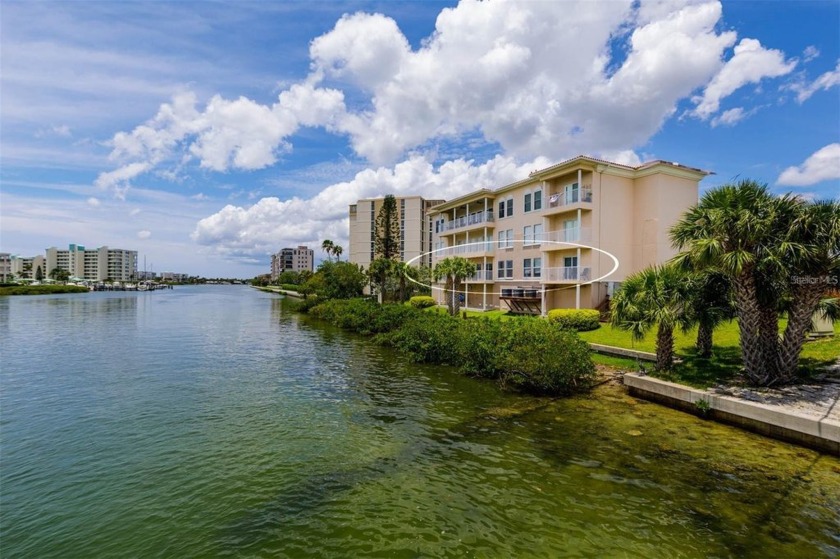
left=498, top=229, right=513, bottom=249
left=523, top=258, right=541, bottom=278
left=563, top=219, right=578, bottom=242
left=524, top=193, right=532, bottom=212
left=564, top=182, right=579, bottom=205
left=497, top=260, right=513, bottom=279
left=563, top=256, right=578, bottom=280
left=534, top=189, right=542, bottom=210
left=524, top=224, right=542, bottom=245
left=498, top=201, right=506, bottom=218
left=506, top=198, right=513, bottom=217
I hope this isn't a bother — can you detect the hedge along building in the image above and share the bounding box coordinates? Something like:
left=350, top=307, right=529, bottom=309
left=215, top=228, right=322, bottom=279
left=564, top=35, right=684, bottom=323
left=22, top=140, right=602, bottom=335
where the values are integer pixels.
left=426, top=156, right=710, bottom=315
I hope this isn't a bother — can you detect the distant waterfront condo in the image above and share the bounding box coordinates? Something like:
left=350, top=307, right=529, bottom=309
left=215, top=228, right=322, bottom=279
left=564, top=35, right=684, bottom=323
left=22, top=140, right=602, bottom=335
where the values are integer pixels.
left=45, top=244, right=138, bottom=281
left=0, top=253, right=11, bottom=282
left=427, top=156, right=710, bottom=315
left=9, top=254, right=46, bottom=280
left=271, top=246, right=314, bottom=279
left=348, top=196, right=445, bottom=270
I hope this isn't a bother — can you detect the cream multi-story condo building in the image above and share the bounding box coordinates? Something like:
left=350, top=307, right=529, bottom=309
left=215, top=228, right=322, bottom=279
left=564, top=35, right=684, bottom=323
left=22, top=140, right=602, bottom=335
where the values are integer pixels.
left=348, top=196, right=444, bottom=270
left=0, top=253, right=12, bottom=282
left=427, top=156, right=709, bottom=315
left=9, top=254, right=46, bottom=280
left=270, top=246, right=314, bottom=279
left=45, top=244, right=138, bottom=282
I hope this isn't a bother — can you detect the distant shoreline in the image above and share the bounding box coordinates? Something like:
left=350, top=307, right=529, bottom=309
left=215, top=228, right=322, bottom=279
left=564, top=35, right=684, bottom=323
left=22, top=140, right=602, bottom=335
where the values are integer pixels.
left=0, top=285, right=90, bottom=296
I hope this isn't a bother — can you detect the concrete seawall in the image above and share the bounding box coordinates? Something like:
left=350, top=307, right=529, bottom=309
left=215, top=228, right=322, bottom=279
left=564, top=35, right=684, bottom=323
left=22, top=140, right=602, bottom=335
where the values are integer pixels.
left=624, top=372, right=839, bottom=455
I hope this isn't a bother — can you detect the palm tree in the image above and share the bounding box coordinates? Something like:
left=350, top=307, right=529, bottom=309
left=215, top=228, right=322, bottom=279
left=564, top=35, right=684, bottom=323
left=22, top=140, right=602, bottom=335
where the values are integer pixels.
left=393, top=261, right=416, bottom=302
left=610, top=264, right=693, bottom=371
left=775, top=199, right=840, bottom=378
left=368, top=257, right=395, bottom=302
left=670, top=180, right=803, bottom=385
left=688, top=270, right=735, bottom=358
left=321, top=239, right=335, bottom=262
left=333, top=244, right=343, bottom=262
left=433, top=257, right=477, bottom=317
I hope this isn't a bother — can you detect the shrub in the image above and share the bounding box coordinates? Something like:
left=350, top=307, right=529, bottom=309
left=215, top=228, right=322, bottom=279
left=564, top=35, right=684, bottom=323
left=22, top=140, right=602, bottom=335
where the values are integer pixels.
left=378, top=311, right=459, bottom=365
left=309, top=299, right=417, bottom=335
left=409, top=295, right=436, bottom=309
left=457, top=318, right=506, bottom=379
left=286, top=296, right=324, bottom=314
left=280, top=283, right=300, bottom=292
left=0, top=285, right=89, bottom=296
left=496, top=320, right=596, bottom=395
left=547, top=308, right=601, bottom=331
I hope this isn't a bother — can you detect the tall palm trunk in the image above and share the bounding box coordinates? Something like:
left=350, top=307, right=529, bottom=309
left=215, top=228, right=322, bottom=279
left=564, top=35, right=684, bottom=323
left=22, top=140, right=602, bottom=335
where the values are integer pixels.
left=732, top=271, right=768, bottom=384
left=453, top=278, right=462, bottom=316
left=757, top=305, right=781, bottom=383
left=655, top=324, right=675, bottom=371
left=445, top=276, right=454, bottom=316
left=696, top=318, right=714, bottom=358
left=777, top=283, right=825, bottom=382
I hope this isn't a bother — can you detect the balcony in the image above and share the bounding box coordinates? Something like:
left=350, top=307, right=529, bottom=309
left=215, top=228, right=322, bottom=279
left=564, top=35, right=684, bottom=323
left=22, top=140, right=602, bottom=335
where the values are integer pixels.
left=437, top=241, right=495, bottom=258
left=543, top=186, right=593, bottom=216
left=542, top=266, right=591, bottom=283
left=465, top=270, right=494, bottom=283
left=441, top=210, right=494, bottom=233
left=539, top=227, right=592, bottom=248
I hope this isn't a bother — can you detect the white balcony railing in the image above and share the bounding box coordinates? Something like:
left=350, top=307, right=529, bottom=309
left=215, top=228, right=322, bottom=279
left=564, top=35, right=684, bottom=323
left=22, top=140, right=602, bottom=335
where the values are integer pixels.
left=543, top=266, right=591, bottom=283
left=437, top=242, right=495, bottom=257
left=466, top=270, right=494, bottom=282
left=546, top=186, right=592, bottom=209
left=539, top=227, right=592, bottom=244
left=443, top=210, right=494, bottom=231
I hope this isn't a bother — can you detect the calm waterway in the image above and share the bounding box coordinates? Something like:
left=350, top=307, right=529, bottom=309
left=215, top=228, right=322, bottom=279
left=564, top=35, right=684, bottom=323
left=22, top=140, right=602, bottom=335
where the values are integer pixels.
left=1, top=285, right=838, bottom=558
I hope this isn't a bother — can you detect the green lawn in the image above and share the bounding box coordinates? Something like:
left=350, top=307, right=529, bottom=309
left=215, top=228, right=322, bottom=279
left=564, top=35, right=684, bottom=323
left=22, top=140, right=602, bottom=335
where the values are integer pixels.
left=579, top=320, right=840, bottom=387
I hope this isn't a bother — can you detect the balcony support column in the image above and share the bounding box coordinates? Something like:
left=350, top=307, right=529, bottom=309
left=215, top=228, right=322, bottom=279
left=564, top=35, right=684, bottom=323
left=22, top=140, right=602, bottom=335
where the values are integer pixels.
left=576, top=246, right=582, bottom=309
left=541, top=287, right=546, bottom=316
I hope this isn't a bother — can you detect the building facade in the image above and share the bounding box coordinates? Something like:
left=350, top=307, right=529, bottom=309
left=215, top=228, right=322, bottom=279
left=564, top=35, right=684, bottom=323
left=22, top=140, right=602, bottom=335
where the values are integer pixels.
left=45, top=244, right=138, bottom=281
left=348, top=196, right=444, bottom=270
left=0, top=253, right=11, bottom=282
left=10, top=255, right=47, bottom=280
left=428, top=156, right=709, bottom=314
left=271, top=246, right=314, bottom=279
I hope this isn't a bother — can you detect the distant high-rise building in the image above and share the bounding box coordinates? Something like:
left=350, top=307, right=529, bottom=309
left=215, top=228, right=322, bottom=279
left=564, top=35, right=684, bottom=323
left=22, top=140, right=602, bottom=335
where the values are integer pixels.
left=348, top=196, right=444, bottom=270
left=10, top=254, right=46, bottom=280
left=0, top=253, right=11, bottom=282
left=271, top=246, right=314, bottom=279
left=45, top=244, right=137, bottom=281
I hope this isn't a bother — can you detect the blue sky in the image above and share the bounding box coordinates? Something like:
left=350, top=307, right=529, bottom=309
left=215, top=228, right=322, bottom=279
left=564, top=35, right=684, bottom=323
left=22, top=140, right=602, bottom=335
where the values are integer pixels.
left=1, top=0, right=838, bottom=278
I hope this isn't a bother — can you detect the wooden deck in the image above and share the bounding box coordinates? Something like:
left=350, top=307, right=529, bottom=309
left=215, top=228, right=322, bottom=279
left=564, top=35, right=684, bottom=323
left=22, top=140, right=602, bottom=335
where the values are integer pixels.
left=499, top=295, right=541, bottom=315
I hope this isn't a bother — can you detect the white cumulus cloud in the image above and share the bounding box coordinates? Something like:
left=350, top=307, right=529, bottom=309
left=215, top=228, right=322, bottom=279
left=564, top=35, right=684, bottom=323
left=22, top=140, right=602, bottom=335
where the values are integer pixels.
left=710, top=107, right=750, bottom=127
left=777, top=143, right=840, bottom=187
left=87, top=197, right=101, bottom=207
left=788, top=60, right=840, bottom=103
left=99, top=0, right=757, bottom=190
left=692, top=37, right=795, bottom=120
left=191, top=154, right=549, bottom=259
left=137, top=230, right=152, bottom=239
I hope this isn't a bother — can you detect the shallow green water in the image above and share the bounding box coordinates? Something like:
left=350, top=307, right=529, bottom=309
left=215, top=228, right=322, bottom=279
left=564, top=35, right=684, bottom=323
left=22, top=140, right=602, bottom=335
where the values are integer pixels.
left=1, top=286, right=838, bottom=557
